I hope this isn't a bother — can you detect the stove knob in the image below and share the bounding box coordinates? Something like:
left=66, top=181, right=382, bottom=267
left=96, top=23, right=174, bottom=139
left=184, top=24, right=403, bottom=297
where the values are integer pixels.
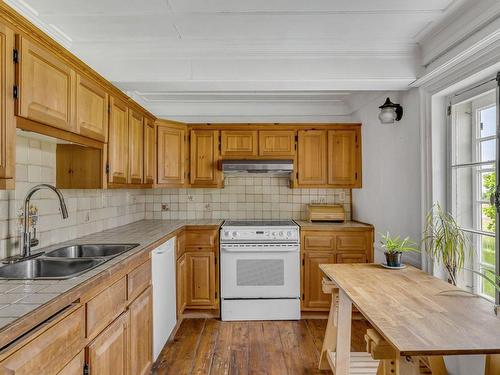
left=279, top=231, right=284, bottom=237
left=232, top=231, right=238, bottom=237
left=287, top=231, right=292, bottom=238
left=224, top=231, right=229, bottom=237
left=271, top=231, right=277, bottom=237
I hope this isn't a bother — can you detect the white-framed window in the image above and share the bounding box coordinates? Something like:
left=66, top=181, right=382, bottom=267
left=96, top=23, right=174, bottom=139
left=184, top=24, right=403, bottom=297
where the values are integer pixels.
left=449, top=88, right=497, bottom=301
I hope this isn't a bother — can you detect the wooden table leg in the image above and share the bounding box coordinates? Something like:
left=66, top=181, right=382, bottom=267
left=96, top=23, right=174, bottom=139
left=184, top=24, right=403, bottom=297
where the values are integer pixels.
left=319, top=291, right=338, bottom=370
left=335, top=289, right=353, bottom=375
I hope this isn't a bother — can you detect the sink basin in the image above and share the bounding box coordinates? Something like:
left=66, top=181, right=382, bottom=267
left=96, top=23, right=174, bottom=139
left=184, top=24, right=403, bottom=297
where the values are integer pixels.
left=44, top=244, right=139, bottom=259
left=0, top=258, right=105, bottom=280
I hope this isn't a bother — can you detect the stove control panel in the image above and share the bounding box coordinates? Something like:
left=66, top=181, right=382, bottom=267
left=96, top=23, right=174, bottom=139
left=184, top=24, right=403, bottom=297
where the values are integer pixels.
left=221, top=227, right=299, bottom=242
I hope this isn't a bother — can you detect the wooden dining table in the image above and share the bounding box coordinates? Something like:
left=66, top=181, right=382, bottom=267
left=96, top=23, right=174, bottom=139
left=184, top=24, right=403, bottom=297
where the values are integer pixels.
left=319, top=263, right=500, bottom=375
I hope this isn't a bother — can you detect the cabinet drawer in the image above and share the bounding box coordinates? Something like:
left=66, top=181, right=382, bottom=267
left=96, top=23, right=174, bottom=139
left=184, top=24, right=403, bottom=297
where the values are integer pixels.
left=185, top=229, right=218, bottom=250
left=86, top=277, right=127, bottom=338
left=0, top=305, right=84, bottom=375
left=302, top=233, right=335, bottom=251
left=128, top=259, right=151, bottom=302
left=336, top=233, right=368, bottom=251
left=336, top=252, right=367, bottom=264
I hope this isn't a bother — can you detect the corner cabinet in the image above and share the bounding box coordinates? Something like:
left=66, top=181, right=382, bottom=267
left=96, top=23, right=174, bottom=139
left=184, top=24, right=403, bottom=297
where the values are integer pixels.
left=157, top=120, right=187, bottom=187
left=108, top=96, right=129, bottom=185
left=0, top=22, right=15, bottom=189
left=301, top=226, right=373, bottom=311
left=16, top=36, right=76, bottom=132
left=190, top=129, right=221, bottom=187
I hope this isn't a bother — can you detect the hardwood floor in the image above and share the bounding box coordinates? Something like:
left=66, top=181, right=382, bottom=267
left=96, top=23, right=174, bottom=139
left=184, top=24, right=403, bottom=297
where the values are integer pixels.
left=153, top=319, right=370, bottom=375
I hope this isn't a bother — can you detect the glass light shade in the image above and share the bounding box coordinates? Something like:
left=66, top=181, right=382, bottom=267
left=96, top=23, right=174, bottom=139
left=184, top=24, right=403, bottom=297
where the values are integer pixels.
left=378, top=107, right=396, bottom=124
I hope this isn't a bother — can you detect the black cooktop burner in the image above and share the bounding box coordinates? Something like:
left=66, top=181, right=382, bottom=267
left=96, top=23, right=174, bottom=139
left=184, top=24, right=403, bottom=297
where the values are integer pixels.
left=223, top=220, right=296, bottom=227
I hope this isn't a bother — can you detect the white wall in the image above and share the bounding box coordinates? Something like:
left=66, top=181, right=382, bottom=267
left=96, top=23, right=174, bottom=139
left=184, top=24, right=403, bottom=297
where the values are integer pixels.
left=351, top=89, right=422, bottom=266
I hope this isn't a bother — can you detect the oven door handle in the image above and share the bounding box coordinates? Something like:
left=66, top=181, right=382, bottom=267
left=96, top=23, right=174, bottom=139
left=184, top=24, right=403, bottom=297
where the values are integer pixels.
left=220, top=246, right=299, bottom=253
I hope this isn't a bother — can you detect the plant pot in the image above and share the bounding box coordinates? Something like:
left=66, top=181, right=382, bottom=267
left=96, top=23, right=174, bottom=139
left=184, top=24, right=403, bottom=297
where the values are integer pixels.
left=385, top=252, right=402, bottom=267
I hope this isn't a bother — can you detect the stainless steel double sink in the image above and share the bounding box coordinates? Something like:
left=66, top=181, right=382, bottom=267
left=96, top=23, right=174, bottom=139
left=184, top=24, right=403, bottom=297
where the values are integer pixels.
left=0, top=244, right=139, bottom=280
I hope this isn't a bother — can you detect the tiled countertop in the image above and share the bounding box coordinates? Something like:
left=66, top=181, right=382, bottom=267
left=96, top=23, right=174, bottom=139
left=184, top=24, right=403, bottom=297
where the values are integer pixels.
left=0, top=219, right=222, bottom=346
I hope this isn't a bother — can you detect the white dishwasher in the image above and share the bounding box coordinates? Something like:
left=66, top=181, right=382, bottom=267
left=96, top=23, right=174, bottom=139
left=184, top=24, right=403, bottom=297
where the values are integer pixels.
left=152, top=237, right=176, bottom=360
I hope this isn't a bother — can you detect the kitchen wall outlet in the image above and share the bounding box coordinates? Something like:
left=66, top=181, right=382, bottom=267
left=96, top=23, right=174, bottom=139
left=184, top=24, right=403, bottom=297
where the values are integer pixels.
left=338, top=191, right=346, bottom=202
left=84, top=212, right=90, bottom=222
left=161, top=203, right=169, bottom=212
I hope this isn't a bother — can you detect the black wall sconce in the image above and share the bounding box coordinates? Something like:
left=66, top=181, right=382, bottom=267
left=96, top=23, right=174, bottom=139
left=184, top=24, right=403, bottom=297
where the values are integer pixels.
left=378, top=97, right=403, bottom=124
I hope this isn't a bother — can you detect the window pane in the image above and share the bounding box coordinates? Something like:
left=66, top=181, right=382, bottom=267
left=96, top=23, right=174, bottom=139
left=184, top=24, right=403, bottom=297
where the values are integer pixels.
left=481, top=236, right=496, bottom=266
left=451, top=101, right=474, bottom=165
left=480, top=139, right=496, bottom=162
left=481, top=171, right=496, bottom=200
left=480, top=106, right=497, bottom=138
left=480, top=267, right=496, bottom=299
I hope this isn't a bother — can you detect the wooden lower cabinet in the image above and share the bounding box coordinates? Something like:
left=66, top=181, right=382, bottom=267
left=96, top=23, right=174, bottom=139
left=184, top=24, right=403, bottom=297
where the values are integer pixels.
left=302, top=251, right=335, bottom=310
left=86, top=311, right=129, bottom=375
left=129, top=287, right=153, bottom=375
left=301, top=227, right=373, bottom=311
left=176, top=226, right=219, bottom=313
left=57, top=351, right=84, bottom=375
left=186, top=251, right=216, bottom=308
left=176, top=253, right=187, bottom=315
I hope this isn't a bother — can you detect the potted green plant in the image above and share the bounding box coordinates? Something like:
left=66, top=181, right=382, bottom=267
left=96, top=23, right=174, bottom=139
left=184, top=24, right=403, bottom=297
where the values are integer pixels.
left=380, top=232, right=419, bottom=268
left=422, top=203, right=471, bottom=286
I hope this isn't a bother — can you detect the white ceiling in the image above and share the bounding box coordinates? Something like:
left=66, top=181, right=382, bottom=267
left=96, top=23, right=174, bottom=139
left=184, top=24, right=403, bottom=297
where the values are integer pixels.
left=6, top=0, right=471, bottom=120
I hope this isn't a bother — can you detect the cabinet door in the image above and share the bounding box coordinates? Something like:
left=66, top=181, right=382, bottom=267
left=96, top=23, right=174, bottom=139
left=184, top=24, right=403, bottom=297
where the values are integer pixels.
left=186, top=252, right=216, bottom=308
left=0, top=23, right=15, bottom=187
left=129, top=287, right=152, bottom=375
left=57, top=351, right=84, bottom=375
left=157, top=123, right=185, bottom=186
left=258, top=130, right=295, bottom=157
left=297, top=130, right=327, bottom=186
left=328, top=129, right=360, bottom=187
left=190, top=130, right=219, bottom=186
left=221, top=130, right=257, bottom=157
left=336, top=252, right=367, bottom=264
left=108, top=97, right=129, bottom=184
left=176, top=254, right=187, bottom=315
left=128, top=110, right=144, bottom=184
left=76, top=74, right=108, bottom=142
left=17, top=36, right=75, bottom=131
left=87, top=311, right=129, bottom=375
left=143, top=118, right=155, bottom=185
left=303, top=252, right=335, bottom=310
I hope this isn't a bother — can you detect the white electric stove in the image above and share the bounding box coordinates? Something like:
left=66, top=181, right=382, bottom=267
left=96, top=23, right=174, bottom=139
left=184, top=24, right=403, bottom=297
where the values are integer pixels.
left=220, top=220, right=300, bottom=321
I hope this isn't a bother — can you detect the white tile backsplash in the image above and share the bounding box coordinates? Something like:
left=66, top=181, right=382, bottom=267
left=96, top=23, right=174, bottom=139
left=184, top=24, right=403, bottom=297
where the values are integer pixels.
left=0, top=134, right=351, bottom=259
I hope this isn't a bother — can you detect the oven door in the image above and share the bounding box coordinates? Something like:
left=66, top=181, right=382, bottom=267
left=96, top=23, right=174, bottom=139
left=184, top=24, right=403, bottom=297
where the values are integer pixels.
left=220, top=243, right=300, bottom=299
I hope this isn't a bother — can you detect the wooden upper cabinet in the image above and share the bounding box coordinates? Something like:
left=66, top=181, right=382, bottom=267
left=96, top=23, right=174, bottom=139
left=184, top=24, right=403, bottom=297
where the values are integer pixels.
left=328, top=129, right=361, bottom=187
left=108, top=96, right=129, bottom=184
left=258, top=130, right=296, bottom=157
left=297, top=130, right=327, bottom=186
left=144, top=118, right=155, bottom=185
left=16, top=36, right=75, bottom=132
left=0, top=22, right=15, bottom=189
left=75, top=74, right=108, bottom=142
left=87, top=312, right=129, bottom=375
left=157, top=121, right=186, bottom=186
left=128, top=110, right=144, bottom=184
left=221, top=130, right=257, bottom=157
left=190, top=129, right=220, bottom=186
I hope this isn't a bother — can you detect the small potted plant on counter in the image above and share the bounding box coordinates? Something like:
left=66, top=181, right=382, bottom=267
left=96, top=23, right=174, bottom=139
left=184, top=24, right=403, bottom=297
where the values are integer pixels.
left=380, top=232, right=419, bottom=269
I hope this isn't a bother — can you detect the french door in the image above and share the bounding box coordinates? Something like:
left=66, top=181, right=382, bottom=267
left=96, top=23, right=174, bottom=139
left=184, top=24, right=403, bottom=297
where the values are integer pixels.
left=448, top=73, right=499, bottom=305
